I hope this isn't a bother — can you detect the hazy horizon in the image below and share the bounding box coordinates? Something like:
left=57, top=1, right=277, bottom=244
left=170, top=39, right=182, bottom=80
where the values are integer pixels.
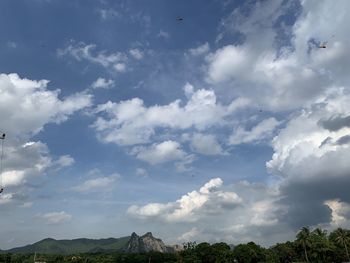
left=1, top=0, right=350, bottom=250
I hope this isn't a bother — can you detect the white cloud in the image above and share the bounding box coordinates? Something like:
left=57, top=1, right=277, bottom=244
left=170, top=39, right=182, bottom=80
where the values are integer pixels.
left=229, top=117, right=281, bottom=145
left=324, top=199, right=350, bottom=228
left=129, top=48, right=144, bottom=60
left=0, top=193, right=14, bottom=205
left=264, top=89, right=350, bottom=229
left=2, top=171, right=26, bottom=187
left=267, top=90, right=350, bottom=179
left=188, top=43, right=210, bottom=56
left=207, top=45, right=249, bottom=83
left=37, top=211, right=72, bottom=224
left=58, top=42, right=128, bottom=73
left=93, top=85, right=247, bottom=146
left=99, top=8, right=120, bottom=20
left=178, top=227, right=200, bottom=242
left=114, top=63, right=126, bottom=73
left=2, top=141, right=51, bottom=187
left=135, top=168, right=148, bottom=177
left=132, top=140, right=192, bottom=166
left=0, top=73, right=92, bottom=136
left=191, top=133, right=224, bottom=155
left=227, top=97, right=251, bottom=113
left=91, top=78, right=115, bottom=89
left=55, top=155, right=75, bottom=168
left=128, top=178, right=288, bottom=246
left=0, top=73, right=91, bottom=192
left=71, top=173, right=120, bottom=192
left=157, top=30, right=170, bottom=40
left=205, top=0, right=350, bottom=111
left=128, top=178, right=242, bottom=222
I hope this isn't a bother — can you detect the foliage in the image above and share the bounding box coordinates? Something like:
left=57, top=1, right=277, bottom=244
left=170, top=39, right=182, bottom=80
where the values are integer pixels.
left=1, top=227, right=350, bottom=263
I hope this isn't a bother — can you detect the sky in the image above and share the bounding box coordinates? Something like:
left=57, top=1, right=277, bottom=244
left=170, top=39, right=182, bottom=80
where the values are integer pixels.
left=1, top=0, right=350, bottom=249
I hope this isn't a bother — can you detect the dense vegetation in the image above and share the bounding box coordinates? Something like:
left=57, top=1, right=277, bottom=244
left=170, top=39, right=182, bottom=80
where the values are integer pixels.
left=0, top=227, right=349, bottom=263
left=4, top=237, right=130, bottom=255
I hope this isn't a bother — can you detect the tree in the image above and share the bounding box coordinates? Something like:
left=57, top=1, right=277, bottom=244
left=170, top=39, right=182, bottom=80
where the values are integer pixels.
left=333, top=228, right=350, bottom=262
left=296, top=226, right=311, bottom=262
left=211, top=242, right=233, bottom=263
left=233, top=242, right=265, bottom=263
left=270, top=241, right=298, bottom=263
left=310, top=228, right=333, bottom=262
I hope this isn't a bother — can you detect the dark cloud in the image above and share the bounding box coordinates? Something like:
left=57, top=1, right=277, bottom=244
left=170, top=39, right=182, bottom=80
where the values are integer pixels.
left=319, top=136, right=332, bottom=148
left=277, top=152, right=350, bottom=230
left=319, top=115, right=350, bottom=131
left=335, top=135, right=350, bottom=145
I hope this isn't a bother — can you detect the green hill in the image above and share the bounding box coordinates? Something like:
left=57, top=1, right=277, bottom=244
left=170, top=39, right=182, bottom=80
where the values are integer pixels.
left=4, top=236, right=130, bottom=255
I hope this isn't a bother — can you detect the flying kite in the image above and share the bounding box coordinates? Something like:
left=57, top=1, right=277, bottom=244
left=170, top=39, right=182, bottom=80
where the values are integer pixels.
left=318, top=42, right=327, bottom=48
left=318, top=35, right=335, bottom=49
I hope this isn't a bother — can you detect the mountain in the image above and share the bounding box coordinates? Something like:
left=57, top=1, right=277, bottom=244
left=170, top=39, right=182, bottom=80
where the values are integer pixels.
left=4, top=236, right=130, bottom=255
left=1, top=233, right=182, bottom=255
left=123, top=232, right=182, bottom=253
left=124, top=232, right=167, bottom=253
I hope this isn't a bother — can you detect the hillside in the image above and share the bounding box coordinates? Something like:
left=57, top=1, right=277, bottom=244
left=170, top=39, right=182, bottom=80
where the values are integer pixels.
left=4, top=236, right=130, bottom=255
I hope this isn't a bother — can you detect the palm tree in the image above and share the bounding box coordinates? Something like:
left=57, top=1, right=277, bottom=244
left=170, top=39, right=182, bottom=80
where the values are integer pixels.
left=296, top=227, right=311, bottom=262
left=334, top=228, right=350, bottom=262
left=313, top=228, right=327, bottom=239
left=311, top=228, right=331, bottom=262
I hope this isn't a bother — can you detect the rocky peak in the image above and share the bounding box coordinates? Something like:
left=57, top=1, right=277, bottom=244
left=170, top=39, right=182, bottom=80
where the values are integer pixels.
left=130, top=232, right=139, bottom=238
left=123, top=232, right=141, bottom=253
left=123, top=232, right=168, bottom=253
left=142, top=232, right=153, bottom=238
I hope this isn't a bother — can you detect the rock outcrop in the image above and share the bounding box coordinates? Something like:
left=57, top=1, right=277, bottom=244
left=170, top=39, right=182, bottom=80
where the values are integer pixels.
left=123, top=232, right=177, bottom=253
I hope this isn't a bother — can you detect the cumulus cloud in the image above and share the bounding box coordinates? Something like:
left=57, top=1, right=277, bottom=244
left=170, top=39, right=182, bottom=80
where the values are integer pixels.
left=128, top=178, right=288, bottom=246
left=129, top=48, right=144, bottom=60
left=188, top=43, right=210, bottom=57
left=325, top=199, right=350, bottom=228
left=267, top=89, right=350, bottom=228
left=91, top=78, right=115, bottom=89
left=0, top=73, right=90, bottom=195
left=0, top=73, right=92, bottom=136
left=229, top=117, right=281, bottom=145
left=58, top=41, right=128, bottom=73
left=128, top=178, right=242, bottom=222
left=131, top=141, right=194, bottom=170
left=190, top=133, right=224, bottom=155
left=37, top=211, right=72, bottom=224
left=92, top=85, right=248, bottom=146
left=54, top=155, right=75, bottom=168
left=71, top=173, right=120, bottom=192
left=206, top=0, right=350, bottom=111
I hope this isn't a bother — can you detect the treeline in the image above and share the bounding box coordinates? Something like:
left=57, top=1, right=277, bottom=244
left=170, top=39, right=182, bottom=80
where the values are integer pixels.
left=180, top=227, right=350, bottom=263
left=0, top=227, right=349, bottom=263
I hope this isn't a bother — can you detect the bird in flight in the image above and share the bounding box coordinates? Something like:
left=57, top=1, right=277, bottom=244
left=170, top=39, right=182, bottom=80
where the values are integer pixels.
left=176, top=17, right=184, bottom=21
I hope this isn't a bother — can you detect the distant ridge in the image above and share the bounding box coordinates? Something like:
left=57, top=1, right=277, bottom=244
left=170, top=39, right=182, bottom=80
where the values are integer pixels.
left=1, top=233, right=182, bottom=255
left=2, top=236, right=130, bottom=255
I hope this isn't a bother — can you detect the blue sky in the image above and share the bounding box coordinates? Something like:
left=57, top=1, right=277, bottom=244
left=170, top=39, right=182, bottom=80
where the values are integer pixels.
left=1, top=0, right=350, bottom=249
